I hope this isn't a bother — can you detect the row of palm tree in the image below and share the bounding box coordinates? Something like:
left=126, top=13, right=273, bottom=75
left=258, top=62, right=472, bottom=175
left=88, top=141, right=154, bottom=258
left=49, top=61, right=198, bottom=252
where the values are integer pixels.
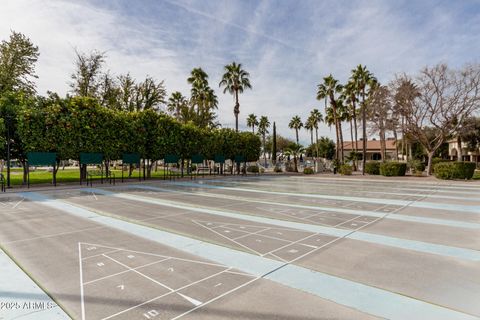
left=316, top=65, right=377, bottom=173
left=168, top=62, right=252, bottom=131
left=246, top=114, right=270, bottom=165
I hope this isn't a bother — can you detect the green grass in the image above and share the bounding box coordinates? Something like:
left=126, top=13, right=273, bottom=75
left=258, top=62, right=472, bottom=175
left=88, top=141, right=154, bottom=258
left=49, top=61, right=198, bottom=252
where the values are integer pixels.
left=1, top=167, right=176, bottom=186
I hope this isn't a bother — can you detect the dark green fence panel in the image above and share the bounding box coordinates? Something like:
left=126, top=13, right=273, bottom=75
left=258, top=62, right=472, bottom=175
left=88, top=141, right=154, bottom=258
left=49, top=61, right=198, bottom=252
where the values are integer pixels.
left=80, top=153, right=103, bottom=165
left=214, top=154, right=225, bottom=164
left=191, top=154, right=204, bottom=164
left=27, top=152, right=57, bottom=166
left=165, top=154, right=179, bottom=164
left=234, top=155, right=245, bottom=163
left=122, top=153, right=140, bottom=164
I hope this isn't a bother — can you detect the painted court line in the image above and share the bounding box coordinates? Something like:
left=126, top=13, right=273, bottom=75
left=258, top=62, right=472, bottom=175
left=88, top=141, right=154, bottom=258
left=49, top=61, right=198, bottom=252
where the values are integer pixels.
left=126, top=184, right=480, bottom=229
left=81, top=188, right=480, bottom=262
left=172, top=181, right=480, bottom=213
left=23, top=191, right=478, bottom=320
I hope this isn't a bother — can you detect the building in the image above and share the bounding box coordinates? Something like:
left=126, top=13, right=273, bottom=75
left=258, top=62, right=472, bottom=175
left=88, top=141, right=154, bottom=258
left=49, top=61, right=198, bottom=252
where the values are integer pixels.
left=447, top=139, right=480, bottom=163
left=342, top=139, right=397, bottom=160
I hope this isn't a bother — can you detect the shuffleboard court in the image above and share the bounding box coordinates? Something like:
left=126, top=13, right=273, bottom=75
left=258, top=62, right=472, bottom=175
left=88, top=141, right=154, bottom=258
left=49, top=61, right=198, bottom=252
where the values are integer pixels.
left=1, top=174, right=479, bottom=319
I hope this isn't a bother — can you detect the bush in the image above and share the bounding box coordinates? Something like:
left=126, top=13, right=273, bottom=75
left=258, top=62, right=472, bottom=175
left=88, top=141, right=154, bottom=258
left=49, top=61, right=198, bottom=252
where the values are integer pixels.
left=365, top=161, right=380, bottom=175
left=339, top=164, right=352, bottom=175
left=274, top=166, right=283, bottom=173
left=247, top=165, right=259, bottom=173
left=303, top=167, right=314, bottom=174
left=408, top=159, right=425, bottom=173
left=434, top=162, right=476, bottom=180
left=380, top=162, right=407, bottom=176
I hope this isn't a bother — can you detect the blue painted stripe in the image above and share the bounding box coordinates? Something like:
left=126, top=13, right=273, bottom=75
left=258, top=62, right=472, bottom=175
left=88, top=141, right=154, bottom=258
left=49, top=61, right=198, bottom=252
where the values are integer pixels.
left=0, top=248, right=71, bottom=320
left=82, top=188, right=480, bottom=262
left=172, top=181, right=480, bottom=214
left=20, top=191, right=478, bottom=320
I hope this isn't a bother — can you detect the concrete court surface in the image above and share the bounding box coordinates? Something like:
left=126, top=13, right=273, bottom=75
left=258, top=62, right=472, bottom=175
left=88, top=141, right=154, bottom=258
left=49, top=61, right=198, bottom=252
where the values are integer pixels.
left=0, top=174, right=479, bottom=320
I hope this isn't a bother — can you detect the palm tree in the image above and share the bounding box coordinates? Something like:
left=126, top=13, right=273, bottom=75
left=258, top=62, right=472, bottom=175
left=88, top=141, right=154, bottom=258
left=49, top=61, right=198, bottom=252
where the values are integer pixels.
left=284, top=143, right=305, bottom=173
left=289, top=115, right=303, bottom=144
left=167, top=91, right=188, bottom=121
left=351, top=65, right=377, bottom=174
left=258, top=116, right=270, bottom=166
left=344, top=80, right=359, bottom=153
left=317, top=75, right=344, bottom=162
left=310, top=109, right=323, bottom=146
left=219, top=62, right=252, bottom=132
left=305, top=115, right=316, bottom=146
left=187, top=68, right=219, bottom=128
left=246, top=114, right=259, bottom=134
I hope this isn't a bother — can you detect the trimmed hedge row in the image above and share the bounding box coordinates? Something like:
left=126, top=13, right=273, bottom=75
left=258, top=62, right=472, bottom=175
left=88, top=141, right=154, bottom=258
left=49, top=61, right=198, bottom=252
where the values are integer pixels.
left=339, top=164, right=352, bottom=175
left=365, top=161, right=380, bottom=175
left=433, top=162, right=476, bottom=180
left=380, top=162, right=407, bottom=176
left=303, top=167, right=314, bottom=174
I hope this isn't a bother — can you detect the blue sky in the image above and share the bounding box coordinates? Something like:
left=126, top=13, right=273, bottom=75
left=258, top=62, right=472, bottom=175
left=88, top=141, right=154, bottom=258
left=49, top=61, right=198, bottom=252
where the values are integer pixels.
left=2, top=0, right=479, bottom=144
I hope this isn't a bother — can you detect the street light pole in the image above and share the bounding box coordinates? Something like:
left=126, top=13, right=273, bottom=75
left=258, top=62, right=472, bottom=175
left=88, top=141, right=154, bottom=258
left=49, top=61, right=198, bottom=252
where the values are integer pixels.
left=6, top=116, right=11, bottom=188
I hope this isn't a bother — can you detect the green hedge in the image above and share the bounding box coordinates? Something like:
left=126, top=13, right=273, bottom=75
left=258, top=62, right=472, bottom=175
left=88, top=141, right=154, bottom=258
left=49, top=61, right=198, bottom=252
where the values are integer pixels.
left=339, top=164, right=352, bottom=175
left=303, top=167, right=314, bottom=174
left=434, top=162, right=476, bottom=180
left=247, top=165, right=259, bottom=173
left=408, top=159, right=425, bottom=173
left=380, top=162, right=407, bottom=176
left=365, top=161, right=380, bottom=175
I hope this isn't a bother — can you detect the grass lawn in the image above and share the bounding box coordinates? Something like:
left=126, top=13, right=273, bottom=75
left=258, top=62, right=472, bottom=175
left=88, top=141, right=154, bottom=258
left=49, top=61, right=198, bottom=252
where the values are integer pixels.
left=1, top=167, right=177, bottom=186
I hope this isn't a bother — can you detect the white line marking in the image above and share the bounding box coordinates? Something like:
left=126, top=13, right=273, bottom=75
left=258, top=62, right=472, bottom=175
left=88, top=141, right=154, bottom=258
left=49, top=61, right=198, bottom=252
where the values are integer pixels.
left=12, top=198, right=24, bottom=209
left=177, top=293, right=202, bottom=306
left=78, top=243, right=86, bottom=320
left=171, top=277, right=260, bottom=320
left=92, top=192, right=97, bottom=201
left=192, top=220, right=265, bottom=256
left=101, top=267, right=240, bottom=320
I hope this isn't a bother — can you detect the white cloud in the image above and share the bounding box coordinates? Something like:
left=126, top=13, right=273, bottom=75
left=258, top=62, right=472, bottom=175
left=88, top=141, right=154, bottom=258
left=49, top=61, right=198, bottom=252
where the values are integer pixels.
left=1, top=0, right=479, bottom=145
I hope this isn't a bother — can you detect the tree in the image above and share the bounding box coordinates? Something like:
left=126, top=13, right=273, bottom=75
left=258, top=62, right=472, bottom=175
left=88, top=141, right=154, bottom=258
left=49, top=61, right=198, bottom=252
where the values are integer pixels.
left=317, top=75, right=344, bottom=162
left=284, top=143, right=304, bottom=172
left=367, top=83, right=390, bottom=161
left=458, top=117, right=480, bottom=158
left=219, top=62, right=252, bottom=132
left=134, top=76, right=166, bottom=111
left=246, top=113, right=259, bottom=134
left=168, top=91, right=190, bottom=122
left=289, top=115, right=303, bottom=144
left=309, top=109, right=323, bottom=148
left=0, top=31, right=39, bottom=95
left=98, top=72, right=120, bottom=110
left=258, top=116, right=270, bottom=166
left=118, top=73, right=137, bottom=111
left=344, top=80, right=359, bottom=153
left=305, top=115, right=315, bottom=146
left=317, top=136, right=335, bottom=159
left=70, top=49, right=106, bottom=97
left=272, top=121, right=277, bottom=164
left=188, top=68, right=219, bottom=128
left=351, top=65, right=377, bottom=174
left=398, top=64, right=480, bottom=174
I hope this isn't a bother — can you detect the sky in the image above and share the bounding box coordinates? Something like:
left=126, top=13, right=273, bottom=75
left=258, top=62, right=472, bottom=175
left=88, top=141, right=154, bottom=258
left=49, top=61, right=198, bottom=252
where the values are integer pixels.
left=1, top=0, right=480, bottom=145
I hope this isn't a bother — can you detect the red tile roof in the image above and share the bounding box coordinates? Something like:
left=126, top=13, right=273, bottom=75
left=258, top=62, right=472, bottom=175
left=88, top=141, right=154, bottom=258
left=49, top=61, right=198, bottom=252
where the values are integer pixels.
left=342, top=140, right=396, bottom=151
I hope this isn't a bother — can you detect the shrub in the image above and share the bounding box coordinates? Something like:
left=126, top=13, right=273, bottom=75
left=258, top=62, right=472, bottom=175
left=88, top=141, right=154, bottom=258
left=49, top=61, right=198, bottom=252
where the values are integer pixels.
left=303, top=167, right=314, bottom=174
left=408, top=159, right=425, bottom=173
left=365, top=161, right=380, bottom=175
left=339, top=164, right=352, bottom=175
left=247, top=165, right=259, bottom=173
left=380, top=162, right=407, bottom=176
left=434, top=162, right=476, bottom=180
left=274, top=166, right=283, bottom=173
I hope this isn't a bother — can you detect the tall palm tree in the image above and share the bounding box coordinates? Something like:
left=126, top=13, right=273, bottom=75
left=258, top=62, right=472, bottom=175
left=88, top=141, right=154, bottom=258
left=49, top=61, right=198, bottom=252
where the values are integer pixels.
left=310, top=109, right=323, bottom=146
left=351, top=65, right=377, bottom=174
left=187, top=68, right=219, bottom=128
left=344, top=80, right=359, bottom=153
left=246, top=113, right=259, bottom=134
left=219, top=62, right=252, bottom=132
left=258, top=116, right=270, bottom=166
left=289, top=115, right=303, bottom=144
left=305, top=115, right=315, bottom=146
left=317, top=75, right=344, bottom=162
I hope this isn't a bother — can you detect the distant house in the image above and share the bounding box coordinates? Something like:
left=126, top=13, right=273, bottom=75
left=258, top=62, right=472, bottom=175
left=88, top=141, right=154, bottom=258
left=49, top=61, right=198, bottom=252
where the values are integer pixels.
left=342, top=139, right=397, bottom=161
left=447, top=139, right=480, bottom=163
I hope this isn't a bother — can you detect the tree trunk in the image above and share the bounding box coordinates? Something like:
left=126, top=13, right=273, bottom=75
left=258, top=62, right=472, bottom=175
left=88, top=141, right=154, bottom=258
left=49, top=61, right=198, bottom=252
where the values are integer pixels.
left=352, top=101, right=358, bottom=153
left=393, top=129, right=399, bottom=160
left=338, top=121, right=344, bottom=163
left=234, top=90, right=240, bottom=132
left=294, top=156, right=298, bottom=172
left=349, top=118, right=356, bottom=170
left=362, top=94, right=367, bottom=175
left=295, top=129, right=299, bottom=144
left=310, top=130, right=313, bottom=146
left=457, top=136, right=462, bottom=162
left=426, top=151, right=434, bottom=176
left=380, top=126, right=386, bottom=161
